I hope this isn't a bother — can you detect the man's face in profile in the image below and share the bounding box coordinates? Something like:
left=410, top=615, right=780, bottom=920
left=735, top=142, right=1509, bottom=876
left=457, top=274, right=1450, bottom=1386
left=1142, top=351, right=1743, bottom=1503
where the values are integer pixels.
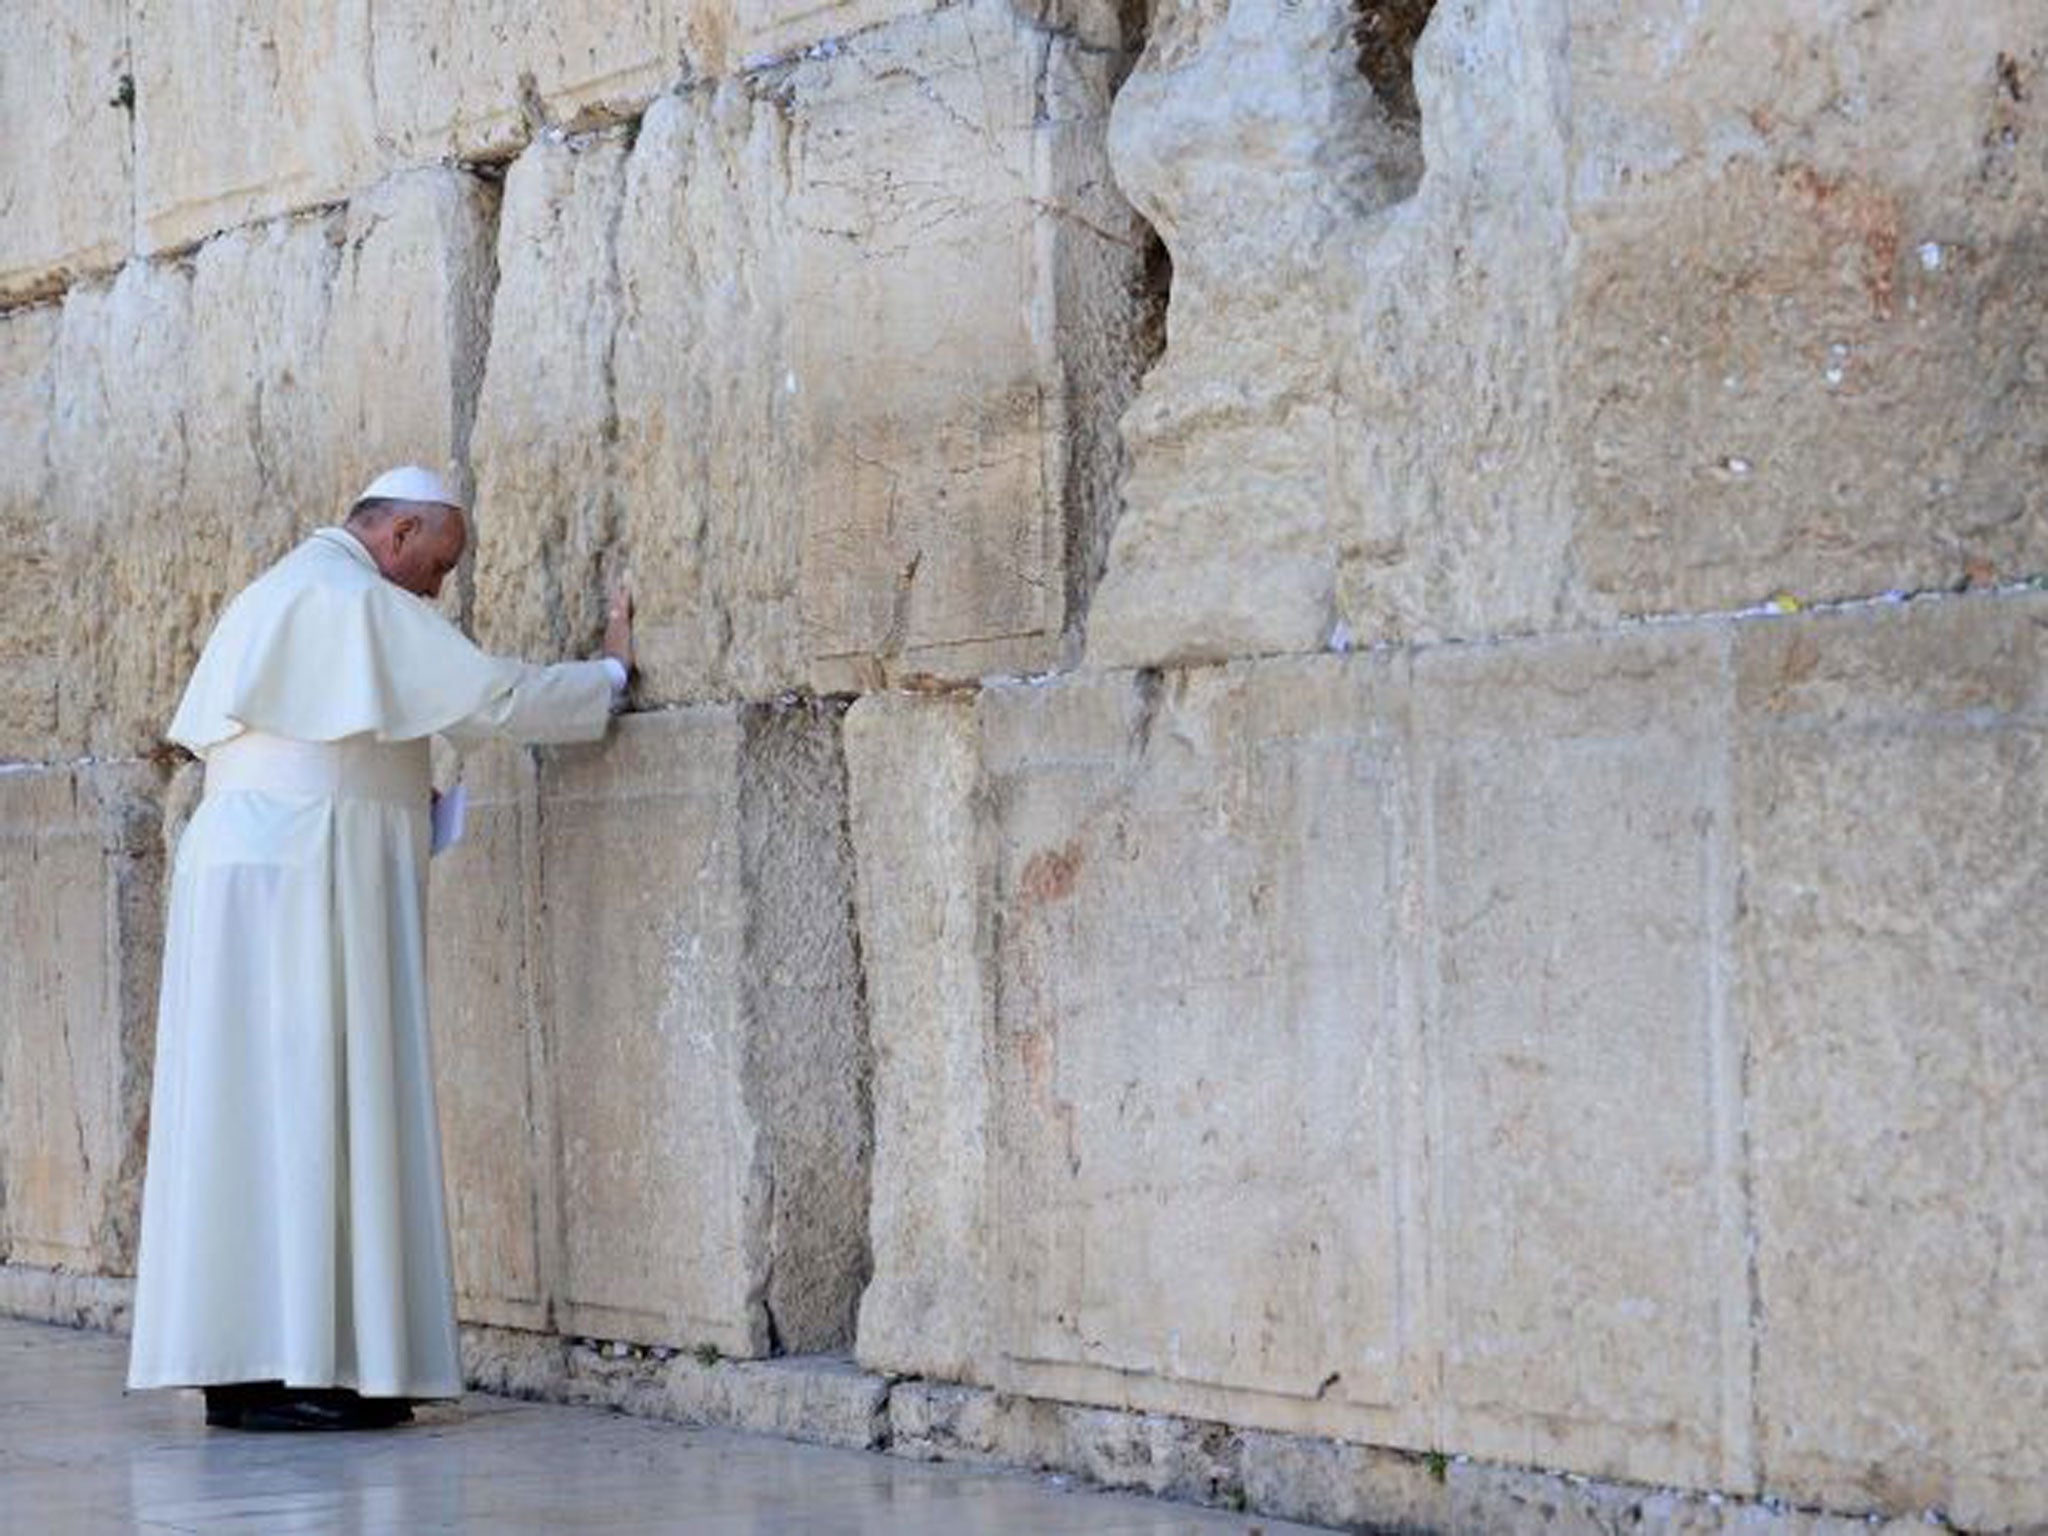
left=388, top=506, right=467, bottom=600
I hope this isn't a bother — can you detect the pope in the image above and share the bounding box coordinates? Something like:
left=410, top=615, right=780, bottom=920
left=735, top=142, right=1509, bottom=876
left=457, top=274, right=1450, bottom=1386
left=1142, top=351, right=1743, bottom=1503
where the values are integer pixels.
left=126, top=466, right=633, bottom=1431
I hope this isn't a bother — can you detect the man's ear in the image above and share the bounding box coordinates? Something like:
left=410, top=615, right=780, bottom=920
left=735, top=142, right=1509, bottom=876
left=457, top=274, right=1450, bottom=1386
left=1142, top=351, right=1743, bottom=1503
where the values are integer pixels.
left=389, top=512, right=422, bottom=552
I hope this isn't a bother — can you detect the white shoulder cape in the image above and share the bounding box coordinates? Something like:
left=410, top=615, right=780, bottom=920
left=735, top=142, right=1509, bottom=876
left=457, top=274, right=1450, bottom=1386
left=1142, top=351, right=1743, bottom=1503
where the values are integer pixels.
left=168, top=527, right=528, bottom=752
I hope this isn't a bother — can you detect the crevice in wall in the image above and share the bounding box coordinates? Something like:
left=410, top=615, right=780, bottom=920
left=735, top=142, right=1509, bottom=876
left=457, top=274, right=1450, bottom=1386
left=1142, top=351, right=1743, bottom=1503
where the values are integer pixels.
left=1058, top=0, right=1174, bottom=665
left=448, top=169, right=506, bottom=632
left=1350, top=0, right=1437, bottom=208
left=736, top=699, right=872, bottom=1355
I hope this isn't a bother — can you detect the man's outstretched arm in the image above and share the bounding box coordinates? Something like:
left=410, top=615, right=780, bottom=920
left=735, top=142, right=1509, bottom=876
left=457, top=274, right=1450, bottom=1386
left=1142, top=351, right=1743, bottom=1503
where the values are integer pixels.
left=440, top=585, right=634, bottom=747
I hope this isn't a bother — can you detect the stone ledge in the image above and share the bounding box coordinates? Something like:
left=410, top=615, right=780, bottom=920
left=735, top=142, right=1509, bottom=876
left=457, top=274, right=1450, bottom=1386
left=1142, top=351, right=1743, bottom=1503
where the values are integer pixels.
left=0, top=1266, right=134, bottom=1335
left=0, top=1268, right=1952, bottom=1533
left=461, top=1323, right=891, bottom=1452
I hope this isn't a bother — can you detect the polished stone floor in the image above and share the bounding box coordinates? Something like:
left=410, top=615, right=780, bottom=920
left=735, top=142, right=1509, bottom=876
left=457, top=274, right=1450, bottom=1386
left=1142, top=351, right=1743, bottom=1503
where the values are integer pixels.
left=0, top=1317, right=1325, bottom=1534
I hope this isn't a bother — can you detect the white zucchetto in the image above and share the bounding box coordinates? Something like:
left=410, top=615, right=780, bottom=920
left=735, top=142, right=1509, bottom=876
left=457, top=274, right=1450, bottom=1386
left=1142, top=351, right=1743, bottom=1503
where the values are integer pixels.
left=354, top=465, right=464, bottom=511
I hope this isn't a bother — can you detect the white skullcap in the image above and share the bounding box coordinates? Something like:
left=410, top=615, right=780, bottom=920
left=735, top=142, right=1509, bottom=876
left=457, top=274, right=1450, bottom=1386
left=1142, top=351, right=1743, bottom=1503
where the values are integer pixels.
left=354, top=465, right=465, bottom=511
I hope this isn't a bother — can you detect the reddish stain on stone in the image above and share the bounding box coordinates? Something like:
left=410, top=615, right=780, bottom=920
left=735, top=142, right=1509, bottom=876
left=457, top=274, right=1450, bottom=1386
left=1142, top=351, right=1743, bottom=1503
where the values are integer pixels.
left=1019, top=842, right=1083, bottom=905
left=1778, top=164, right=1903, bottom=319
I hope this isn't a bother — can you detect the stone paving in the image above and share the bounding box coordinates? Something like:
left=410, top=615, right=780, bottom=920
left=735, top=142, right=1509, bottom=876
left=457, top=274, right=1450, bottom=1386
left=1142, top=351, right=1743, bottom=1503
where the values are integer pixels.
left=0, top=1317, right=1328, bottom=1535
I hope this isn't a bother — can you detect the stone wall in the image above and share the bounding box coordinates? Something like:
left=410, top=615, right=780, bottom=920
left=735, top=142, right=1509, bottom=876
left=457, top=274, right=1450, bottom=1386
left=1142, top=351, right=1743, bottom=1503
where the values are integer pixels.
left=3, top=2, right=2045, bottom=1530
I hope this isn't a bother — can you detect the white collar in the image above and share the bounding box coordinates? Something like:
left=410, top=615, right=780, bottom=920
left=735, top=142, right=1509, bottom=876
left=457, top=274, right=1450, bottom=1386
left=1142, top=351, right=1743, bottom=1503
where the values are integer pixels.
left=312, top=525, right=379, bottom=571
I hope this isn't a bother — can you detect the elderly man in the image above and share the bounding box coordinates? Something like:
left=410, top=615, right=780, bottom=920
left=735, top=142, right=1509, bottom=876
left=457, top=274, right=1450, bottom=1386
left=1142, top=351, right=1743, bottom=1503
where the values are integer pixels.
left=127, top=467, right=632, bottom=1431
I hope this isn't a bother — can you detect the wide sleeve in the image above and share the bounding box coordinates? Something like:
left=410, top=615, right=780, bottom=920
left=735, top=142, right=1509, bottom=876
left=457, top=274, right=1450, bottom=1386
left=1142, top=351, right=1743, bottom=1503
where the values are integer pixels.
left=169, top=549, right=616, bottom=752
left=438, top=658, right=617, bottom=747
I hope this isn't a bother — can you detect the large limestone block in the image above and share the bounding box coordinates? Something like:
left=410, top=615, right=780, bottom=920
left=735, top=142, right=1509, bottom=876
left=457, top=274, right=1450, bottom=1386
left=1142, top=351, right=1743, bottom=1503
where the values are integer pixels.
left=536, top=705, right=867, bottom=1356
left=322, top=169, right=500, bottom=512
left=472, top=132, right=629, bottom=664
left=427, top=744, right=548, bottom=1330
left=1566, top=2, right=2048, bottom=618
left=1091, top=0, right=1577, bottom=665
left=371, top=2, right=710, bottom=165
left=1414, top=628, right=1751, bottom=1492
left=48, top=260, right=198, bottom=758
left=0, top=764, right=163, bottom=1275
left=1093, top=0, right=2047, bottom=665
left=788, top=0, right=1149, bottom=692
left=1735, top=594, right=2048, bottom=1530
left=52, top=225, right=333, bottom=756
left=49, top=172, right=497, bottom=758
left=0, top=308, right=62, bottom=761
left=977, top=660, right=1424, bottom=1446
left=845, top=692, right=993, bottom=1382
left=131, top=0, right=375, bottom=253
left=612, top=85, right=803, bottom=700
left=0, top=1, right=132, bottom=302
left=476, top=0, right=1155, bottom=700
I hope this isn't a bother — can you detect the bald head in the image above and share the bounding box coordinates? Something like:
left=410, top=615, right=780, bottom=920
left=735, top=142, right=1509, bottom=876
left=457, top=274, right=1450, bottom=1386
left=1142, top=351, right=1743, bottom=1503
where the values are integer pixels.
left=345, top=498, right=468, bottom=599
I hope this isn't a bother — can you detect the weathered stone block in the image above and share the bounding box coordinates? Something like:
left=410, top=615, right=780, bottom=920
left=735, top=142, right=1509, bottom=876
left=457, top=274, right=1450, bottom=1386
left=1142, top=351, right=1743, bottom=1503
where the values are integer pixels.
left=131, top=0, right=375, bottom=253
left=977, top=659, right=1422, bottom=1444
left=1565, top=2, right=2048, bottom=618
left=611, top=84, right=804, bottom=700
left=50, top=170, right=496, bottom=758
left=48, top=259, right=197, bottom=758
left=1094, top=0, right=2048, bottom=664
left=0, top=308, right=63, bottom=762
left=428, top=743, right=548, bottom=1330
left=476, top=0, right=1154, bottom=699
left=729, top=0, right=891, bottom=61
left=788, top=0, right=1145, bottom=691
left=845, top=692, right=993, bottom=1382
left=1735, top=594, right=2048, bottom=1531
left=1414, top=628, right=1750, bottom=1492
left=471, top=132, right=629, bottom=665
left=371, top=2, right=707, bottom=165
left=0, top=1, right=132, bottom=302
left=0, top=764, right=163, bottom=1276
left=535, top=705, right=865, bottom=1356
left=1089, top=0, right=1390, bottom=667
left=322, top=169, right=501, bottom=513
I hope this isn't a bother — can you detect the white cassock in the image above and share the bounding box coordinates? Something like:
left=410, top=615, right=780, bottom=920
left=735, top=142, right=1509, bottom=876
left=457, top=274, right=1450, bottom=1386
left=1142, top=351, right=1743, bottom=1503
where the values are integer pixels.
left=127, top=525, right=617, bottom=1398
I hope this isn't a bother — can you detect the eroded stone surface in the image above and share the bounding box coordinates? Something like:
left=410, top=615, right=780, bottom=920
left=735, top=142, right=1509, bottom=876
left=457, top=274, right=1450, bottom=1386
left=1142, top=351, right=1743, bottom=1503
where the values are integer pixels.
left=471, top=132, right=629, bottom=665
left=46, top=170, right=497, bottom=758
left=611, top=85, right=804, bottom=699
left=0, top=308, right=63, bottom=762
left=978, top=659, right=1422, bottom=1445
left=131, top=0, right=375, bottom=254
left=538, top=709, right=758, bottom=1352
left=535, top=706, right=864, bottom=1356
left=736, top=702, right=870, bottom=1352
left=845, top=692, right=993, bottom=1382
left=371, top=2, right=712, bottom=165
left=1092, top=0, right=2048, bottom=666
left=473, top=0, right=1156, bottom=699
left=47, top=259, right=197, bottom=758
left=1735, top=595, right=2048, bottom=1531
left=1415, top=629, right=1749, bottom=1492
left=427, top=743, right=549, bottom=1331
left=1565, top=4, right=2048, bottom=619
left=322, top=169, right=501, bottom=512
left=0, top=1, right=132, bottom=302
left=0, top=765, right=162, bottom=1275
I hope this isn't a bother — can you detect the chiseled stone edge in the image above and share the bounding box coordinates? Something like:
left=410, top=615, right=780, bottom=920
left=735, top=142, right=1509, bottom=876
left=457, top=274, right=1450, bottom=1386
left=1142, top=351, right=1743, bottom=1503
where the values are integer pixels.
left=0, top=1266, right=1946, bottom=1533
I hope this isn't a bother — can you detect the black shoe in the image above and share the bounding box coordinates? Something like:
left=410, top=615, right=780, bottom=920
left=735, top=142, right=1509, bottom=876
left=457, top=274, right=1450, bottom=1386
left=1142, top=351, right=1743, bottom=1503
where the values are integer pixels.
left=237, top=1389, right=411, bottom=1432
left=203, top=1381, right=285, bottom=1429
